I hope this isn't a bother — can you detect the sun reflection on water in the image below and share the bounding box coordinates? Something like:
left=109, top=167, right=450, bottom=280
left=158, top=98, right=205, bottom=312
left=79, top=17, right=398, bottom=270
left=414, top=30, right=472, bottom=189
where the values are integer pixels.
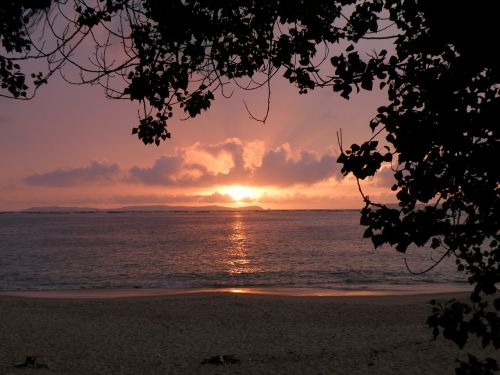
left=225, top=213, right=259, bottom=275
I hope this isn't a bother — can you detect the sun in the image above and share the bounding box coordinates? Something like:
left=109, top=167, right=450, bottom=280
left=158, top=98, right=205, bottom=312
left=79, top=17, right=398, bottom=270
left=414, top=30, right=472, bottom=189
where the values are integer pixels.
left=224, top=185, right=256, bottom=202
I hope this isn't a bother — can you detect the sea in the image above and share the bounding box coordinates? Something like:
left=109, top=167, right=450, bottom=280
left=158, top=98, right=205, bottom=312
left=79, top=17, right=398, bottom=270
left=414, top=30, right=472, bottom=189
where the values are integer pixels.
left=0, top=210, right=470, bottom=293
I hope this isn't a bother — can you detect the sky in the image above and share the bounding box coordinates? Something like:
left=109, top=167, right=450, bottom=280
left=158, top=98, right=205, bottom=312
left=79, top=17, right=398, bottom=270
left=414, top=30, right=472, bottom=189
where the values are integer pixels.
left=0, top=36, right=396, bottom=211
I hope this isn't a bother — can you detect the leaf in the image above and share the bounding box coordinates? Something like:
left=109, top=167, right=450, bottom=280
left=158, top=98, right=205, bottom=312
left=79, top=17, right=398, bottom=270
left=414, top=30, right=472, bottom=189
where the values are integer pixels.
left=361, top=77, right=373, bottom=91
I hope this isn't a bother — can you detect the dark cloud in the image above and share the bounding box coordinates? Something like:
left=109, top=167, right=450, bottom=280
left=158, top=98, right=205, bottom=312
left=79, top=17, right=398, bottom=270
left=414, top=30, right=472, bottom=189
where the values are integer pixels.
left=24, top=161, right=120, bottom=186
left=252, top=147, right=339, bottom=186
left=128, top=155, right=184, bottom=185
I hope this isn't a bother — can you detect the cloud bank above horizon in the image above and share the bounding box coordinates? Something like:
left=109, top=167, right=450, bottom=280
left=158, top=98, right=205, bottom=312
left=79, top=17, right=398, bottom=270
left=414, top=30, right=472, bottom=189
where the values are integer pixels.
left=12, top=138, right=394, bottom=210
left=24, top=138, right=342, bottom=188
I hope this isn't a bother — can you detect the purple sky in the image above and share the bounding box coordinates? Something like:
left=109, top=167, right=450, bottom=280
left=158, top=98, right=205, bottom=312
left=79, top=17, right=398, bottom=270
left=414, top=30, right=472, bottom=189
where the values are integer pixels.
left=0, top=56, right=395, bottom=210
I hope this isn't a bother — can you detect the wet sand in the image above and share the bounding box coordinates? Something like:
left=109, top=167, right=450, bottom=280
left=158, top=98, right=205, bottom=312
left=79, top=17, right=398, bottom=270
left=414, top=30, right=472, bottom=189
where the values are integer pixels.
left=0, top=290, right=493, bottom=374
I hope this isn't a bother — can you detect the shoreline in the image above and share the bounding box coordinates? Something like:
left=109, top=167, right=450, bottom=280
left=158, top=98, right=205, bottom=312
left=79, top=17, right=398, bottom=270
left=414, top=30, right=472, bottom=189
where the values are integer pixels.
left=0, top=285, right=472, bottom=300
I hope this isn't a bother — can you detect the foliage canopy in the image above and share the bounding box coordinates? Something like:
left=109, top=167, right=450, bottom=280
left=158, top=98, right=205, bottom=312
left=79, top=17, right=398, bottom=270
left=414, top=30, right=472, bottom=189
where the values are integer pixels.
left=1, top=0, right=499, bottom=372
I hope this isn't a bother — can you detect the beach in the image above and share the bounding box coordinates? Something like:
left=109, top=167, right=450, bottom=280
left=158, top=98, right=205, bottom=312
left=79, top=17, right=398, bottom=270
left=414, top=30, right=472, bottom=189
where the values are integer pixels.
left=0, top=290, right=492, bottom=374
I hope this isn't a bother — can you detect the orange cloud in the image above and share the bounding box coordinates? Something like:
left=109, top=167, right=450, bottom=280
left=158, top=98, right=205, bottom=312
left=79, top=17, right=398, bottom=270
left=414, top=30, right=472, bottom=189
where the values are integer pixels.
left=126, top=138, right=342, bottom=188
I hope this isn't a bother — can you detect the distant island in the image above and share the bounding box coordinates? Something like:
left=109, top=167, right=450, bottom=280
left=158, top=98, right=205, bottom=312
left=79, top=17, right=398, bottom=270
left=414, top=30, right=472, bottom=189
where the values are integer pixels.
left=20, top=205, right=265, bottom=213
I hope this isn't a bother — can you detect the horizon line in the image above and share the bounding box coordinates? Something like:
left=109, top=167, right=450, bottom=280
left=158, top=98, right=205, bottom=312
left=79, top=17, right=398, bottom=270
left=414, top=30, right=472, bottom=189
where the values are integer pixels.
left=0, top=204, right=366, bottom=213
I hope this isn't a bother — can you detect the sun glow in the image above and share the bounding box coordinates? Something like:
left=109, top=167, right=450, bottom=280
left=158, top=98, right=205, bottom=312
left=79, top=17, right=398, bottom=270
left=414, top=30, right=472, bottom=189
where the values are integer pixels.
left=224, top=185, right=257, bottom=202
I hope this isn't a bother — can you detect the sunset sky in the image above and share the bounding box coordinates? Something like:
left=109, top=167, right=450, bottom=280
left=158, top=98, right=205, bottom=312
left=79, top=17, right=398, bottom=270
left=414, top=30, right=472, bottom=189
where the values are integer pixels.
left=0, top=64, right=396, bottom=211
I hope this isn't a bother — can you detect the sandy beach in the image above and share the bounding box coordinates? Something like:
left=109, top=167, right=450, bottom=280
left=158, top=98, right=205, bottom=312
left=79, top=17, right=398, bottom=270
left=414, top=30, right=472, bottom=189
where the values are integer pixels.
left=0, top=290, right=495, bottom=374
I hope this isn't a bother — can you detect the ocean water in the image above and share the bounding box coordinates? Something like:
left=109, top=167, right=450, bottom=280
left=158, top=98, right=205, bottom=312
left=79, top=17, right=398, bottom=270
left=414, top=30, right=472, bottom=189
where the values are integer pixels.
left=0, top=210, right=469, bottom=292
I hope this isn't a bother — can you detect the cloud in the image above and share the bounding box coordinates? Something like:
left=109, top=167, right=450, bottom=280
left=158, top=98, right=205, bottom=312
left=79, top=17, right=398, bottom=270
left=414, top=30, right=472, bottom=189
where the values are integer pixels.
left=184, top=138, right=252, bottom=184
left=126, top=139, right=251, bottom=187
left=128, top=155, right=185, bottom=185
left=109, top=194, right=193, bottom=205
left=106, top=192, right=236, bottom=205
left=128, top=139, right=341, bottom=187
left=24, top=161, right=120, bottom=186
left=252, top=145, right=339, bottom=186
left=23, top=139, right=342, bottom=189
